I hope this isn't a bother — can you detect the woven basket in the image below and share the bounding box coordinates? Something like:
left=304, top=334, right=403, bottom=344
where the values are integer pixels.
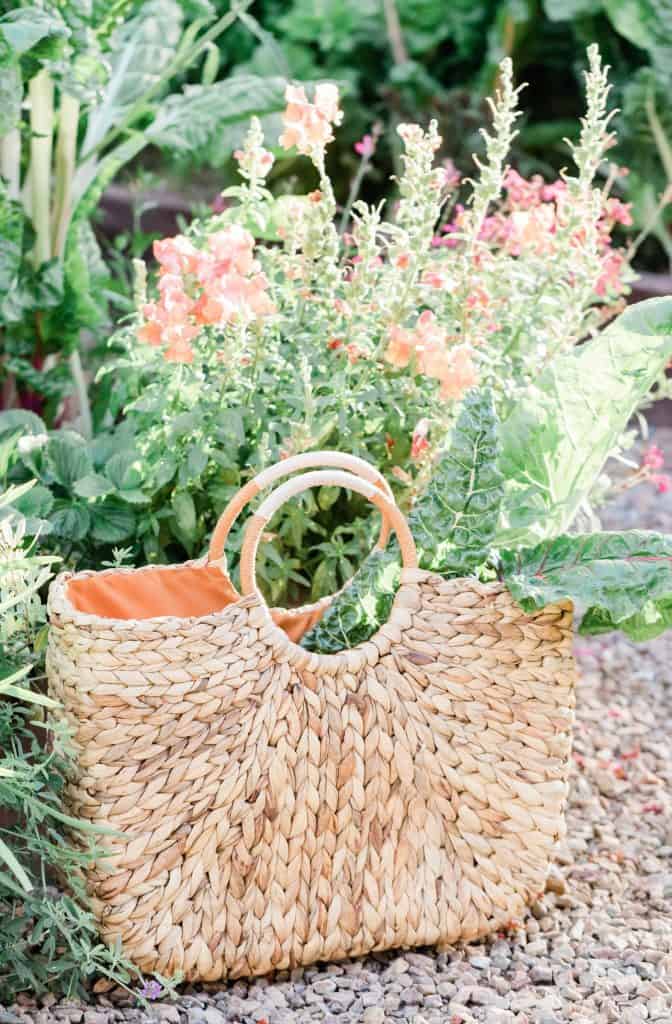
left=47, top=454, right=576, bottom=981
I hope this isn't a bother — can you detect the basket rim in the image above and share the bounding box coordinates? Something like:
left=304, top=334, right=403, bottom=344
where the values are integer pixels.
left=47, top=566, right=525, bottom=672
left=46, top=556, right=336, bottom=629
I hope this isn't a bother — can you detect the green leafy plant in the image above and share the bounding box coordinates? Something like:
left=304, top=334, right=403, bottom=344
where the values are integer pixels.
left=0, top=0, right=297, bottom=427
left=3, top=47, right=663, bottom=614
left=305, top=387, right=503, bottom=652
left=0, top=485, right=141, bottom=1000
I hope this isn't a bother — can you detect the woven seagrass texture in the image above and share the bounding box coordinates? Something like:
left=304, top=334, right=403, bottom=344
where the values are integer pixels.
left=47, top=570, right=576, bottom=981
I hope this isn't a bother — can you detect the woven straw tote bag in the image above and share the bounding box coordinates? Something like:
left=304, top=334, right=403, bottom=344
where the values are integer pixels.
left=47, top=454, right=576, bottom=982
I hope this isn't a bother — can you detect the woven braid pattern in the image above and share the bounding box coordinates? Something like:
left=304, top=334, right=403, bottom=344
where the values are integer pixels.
left=47, top=569, right=576, bottom=981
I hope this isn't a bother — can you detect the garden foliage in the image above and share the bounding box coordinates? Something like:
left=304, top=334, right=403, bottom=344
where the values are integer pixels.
left=0, top=485, right=138, bottom=1000
left=4, top=46, right=660, bottom=617
left=0, top=0, right=292, bottom=419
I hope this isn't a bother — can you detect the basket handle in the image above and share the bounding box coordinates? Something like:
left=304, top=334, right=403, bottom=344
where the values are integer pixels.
left=239, top=469, right=418, bottom=598
left=208, top=451, right=395, bottom=562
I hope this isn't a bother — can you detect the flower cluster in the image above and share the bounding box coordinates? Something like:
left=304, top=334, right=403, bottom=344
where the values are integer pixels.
left=137, top=227, right=274, bottom=362
left=385, top=311, right=478, bottom=400
left=642, top=444, right=671, bottom=493
left=437, top=167, right=632, bottom=299
left=279, top=83, right=343, bottom=161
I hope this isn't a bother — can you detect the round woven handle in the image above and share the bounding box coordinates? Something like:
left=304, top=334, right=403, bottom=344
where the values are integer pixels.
left=239, top=469, right=418, bottom=598
left=208, top=451, right=395, bottom=562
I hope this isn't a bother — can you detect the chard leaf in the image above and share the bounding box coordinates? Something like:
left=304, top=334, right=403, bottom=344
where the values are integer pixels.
left=496, top=297, right=672, bottom=547
left=410, top=387, right=502, bottom=576
left=304, top=388, right=502, bottom=653
left=0, top=36, right=21, bottom=135
left=73, top=0, right=184, bottom=203
left=146, top=75, right=289, bottom=161
left=0, top=6, right=69, bottom=56
left=500, top=530, right=672, bottom=641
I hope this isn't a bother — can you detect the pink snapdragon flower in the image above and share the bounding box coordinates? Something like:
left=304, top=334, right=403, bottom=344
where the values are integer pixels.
left=386, top=324, right=415, bottom=368
left=354, top=133, right=376, bottom=158
left=234, top=142, right=274, bottom=179
left=652, top=474, right=672, bottom=494
left=643, top=444, right=665, bottom=471
left=279, top=83, right=343, bottom=157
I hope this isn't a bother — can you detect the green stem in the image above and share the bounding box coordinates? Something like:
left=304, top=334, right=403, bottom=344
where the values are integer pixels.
left=28, top=70, right=54, bottom=268
left=339, top=152, right=371, bottom=236
left=69, top=349, right=93, bottom=440
left=645, top=89, right=672, bottom=184
left=52, top=92, right=80, bottom=260
left=0, top=128, right=21, bottom=200
left=80, top=0, right=254, bottom=162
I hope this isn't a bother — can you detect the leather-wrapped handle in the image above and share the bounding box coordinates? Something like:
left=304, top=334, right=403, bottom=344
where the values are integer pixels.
left=208, top=451, right=395, bottom=562
left=239, top=469, right=418, bottom=599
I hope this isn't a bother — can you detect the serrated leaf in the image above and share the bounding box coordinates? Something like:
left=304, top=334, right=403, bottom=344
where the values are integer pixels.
left=496, top=297, right=672, bottom=547
left=105, top=451, right=142, bottom=491
left=13, top=482, right=54, bottom=518
left=73, top=473, right=114, bottom=499
left=0, top=409, right=46, bottom=437
left=89, top=499, right=136, bottom=543
left=50, top=502, right=90, bottom=540
left=500, top=530, right=672, bottom=641
left=45, top=433, right=92, bottom=487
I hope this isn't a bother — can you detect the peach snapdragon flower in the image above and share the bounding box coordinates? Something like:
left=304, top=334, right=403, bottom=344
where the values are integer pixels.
left=384, top=310, right=478, bottom=401
left=137, top=227, right=275, bottom=362
left=279, top=83, right=343, bottom=158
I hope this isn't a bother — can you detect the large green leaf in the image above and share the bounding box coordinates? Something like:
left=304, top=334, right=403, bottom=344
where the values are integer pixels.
left=146, top=75, right=289, bottom=160
left=73, top=0, right=184, bottom=201
left=0, top=183, right=23, bottom=304
left=50, top=501, right=91, bottom=540
left=0, top=6, right=69, bottom=55
left=603, top=0, right=672, bottom=79
left=501, top=530, right=672, bottom=642
left=496, top=297, right=672, bottom=547
left=304, top=389, right=503, bottom=652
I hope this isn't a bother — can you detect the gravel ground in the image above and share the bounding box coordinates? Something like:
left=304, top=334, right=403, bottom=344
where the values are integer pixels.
left=4, top=432, right=672, bottom=1024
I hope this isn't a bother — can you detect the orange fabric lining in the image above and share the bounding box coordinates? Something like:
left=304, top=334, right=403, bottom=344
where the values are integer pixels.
left=66, top=564, right=328, bottom=642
